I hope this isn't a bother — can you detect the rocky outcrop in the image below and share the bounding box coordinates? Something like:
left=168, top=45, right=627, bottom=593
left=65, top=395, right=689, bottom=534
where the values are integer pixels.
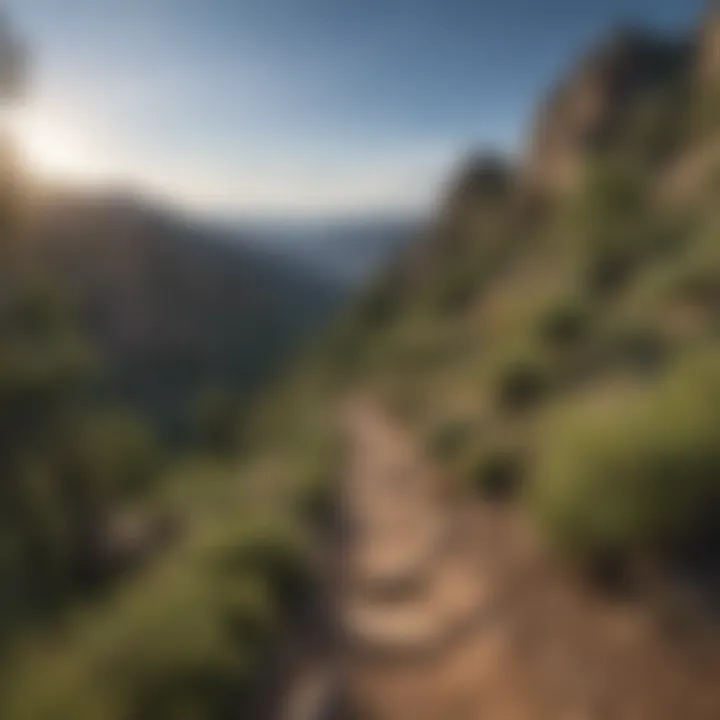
left=524, top=26, right=689, bottom=194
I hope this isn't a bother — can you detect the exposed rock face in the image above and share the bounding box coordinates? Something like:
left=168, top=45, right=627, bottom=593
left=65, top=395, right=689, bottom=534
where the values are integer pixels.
left=524, top=27, right=688, bottom=194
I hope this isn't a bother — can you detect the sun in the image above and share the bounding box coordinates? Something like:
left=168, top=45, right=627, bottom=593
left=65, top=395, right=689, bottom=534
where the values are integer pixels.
left=13, top=108, right=102, bottom=179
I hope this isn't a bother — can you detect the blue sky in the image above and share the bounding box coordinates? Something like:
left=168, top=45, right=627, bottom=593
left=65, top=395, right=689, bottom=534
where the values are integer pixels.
left=5, top=0, right=707, bottom=218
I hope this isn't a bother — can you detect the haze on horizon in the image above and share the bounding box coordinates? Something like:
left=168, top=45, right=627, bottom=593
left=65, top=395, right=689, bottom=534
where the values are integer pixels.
left=5, top=0, right=706, bottom=220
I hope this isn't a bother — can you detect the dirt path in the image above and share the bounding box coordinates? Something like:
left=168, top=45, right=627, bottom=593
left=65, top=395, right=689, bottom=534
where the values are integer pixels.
left=336, top=399, right=720, bottom=720
left=282, top=398, right=720, bottom=720
left=334, top=398, right=544, bottom=720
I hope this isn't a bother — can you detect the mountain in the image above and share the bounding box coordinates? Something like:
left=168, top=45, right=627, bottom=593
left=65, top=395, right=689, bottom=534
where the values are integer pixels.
left=8, top=4, right=720, bottom=720
left=24, top=188, right=347, bottom=433
left=335, top=1, right=720, bottom=572
left=222, top=216, right=420, bottom=288
left=283, top=8, right=720, bottom=714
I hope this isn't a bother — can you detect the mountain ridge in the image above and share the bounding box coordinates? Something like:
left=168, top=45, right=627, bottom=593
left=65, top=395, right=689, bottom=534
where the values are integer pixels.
left=22, top=186, right=349, bottom=433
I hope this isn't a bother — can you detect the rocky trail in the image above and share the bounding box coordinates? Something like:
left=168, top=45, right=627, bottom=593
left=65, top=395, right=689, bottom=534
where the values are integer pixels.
left=281, top=399, right=720, bottom=720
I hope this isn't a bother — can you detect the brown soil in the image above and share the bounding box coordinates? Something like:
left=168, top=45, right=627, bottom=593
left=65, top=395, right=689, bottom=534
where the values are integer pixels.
left=318, top=398, right=720, bottom=720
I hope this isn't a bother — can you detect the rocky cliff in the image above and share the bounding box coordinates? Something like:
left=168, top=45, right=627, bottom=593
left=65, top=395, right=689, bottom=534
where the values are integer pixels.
left=524, top=26, right=689, bottom=194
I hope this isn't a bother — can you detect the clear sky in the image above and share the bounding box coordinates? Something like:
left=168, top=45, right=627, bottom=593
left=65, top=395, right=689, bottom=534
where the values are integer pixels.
left=4, top=0, right=707, bottom=219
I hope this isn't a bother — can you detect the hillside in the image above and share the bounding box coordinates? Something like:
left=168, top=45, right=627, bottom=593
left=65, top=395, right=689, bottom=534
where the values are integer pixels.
left=5, top=3, right=720, bottom=720
left=327, top=6, right=720, bottom=563
left=23, top=187, right=346, bottom=434
left=285, top=6, right=720, bottom=715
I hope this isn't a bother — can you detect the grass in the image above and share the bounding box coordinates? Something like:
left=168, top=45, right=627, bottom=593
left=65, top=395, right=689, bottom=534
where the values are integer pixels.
left=1, top=531, right=283, bottom=720
left=530, top=349, right=720, bottom=565
left=7, top=76, right=711, bottom=720
left=0, top=423, right=321, bottom=720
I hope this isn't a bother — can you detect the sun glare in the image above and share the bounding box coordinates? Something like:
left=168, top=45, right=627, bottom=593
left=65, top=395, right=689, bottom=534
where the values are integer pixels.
left=14, top=110, right=102, bottom=178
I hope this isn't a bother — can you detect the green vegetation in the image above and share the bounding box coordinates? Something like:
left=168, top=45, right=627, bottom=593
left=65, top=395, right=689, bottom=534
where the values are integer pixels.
left=490, top=345, right=553, bottom=411
left=471, top=443, right=524, bottom=501
left=534, top=296, right=590, bottom=349
left=325, top=9, right=720, bottom=588
left=6, top=5, right=720, bottom=717
left=1, top=516, right=313, bottom=720
left=0, top=29, right=332, bottom=717
left=532, top=350, right=720, bottom=563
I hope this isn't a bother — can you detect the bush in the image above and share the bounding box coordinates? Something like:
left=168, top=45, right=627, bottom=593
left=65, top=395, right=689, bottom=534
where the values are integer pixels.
left=214, top=523, right=315, bottom=614
left=2, top=547, right=279, bottom=720
left=584, top=246, right=638, bottom=294
left=491, top=347, right=552, bottom=411
left=530, top=350, right=720, bottom=564
left=535, top=298, right=590, bottom=349
left=104, top=580, right=269, bottom=720
left=572, top=161, right=685, bottom=295
left=472, top=445, right=524, bottom=501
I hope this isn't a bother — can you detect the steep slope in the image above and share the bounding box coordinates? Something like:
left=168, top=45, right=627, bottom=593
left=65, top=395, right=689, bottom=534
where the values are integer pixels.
left=24, top=188, right=346, bottom=433
left=334, top=400, right=720, bottom=720
left=288, top=8, right=720, bottom=718
left=7, top=5, right=720, bottom=720
left=330, top=0, right=720, bottom=579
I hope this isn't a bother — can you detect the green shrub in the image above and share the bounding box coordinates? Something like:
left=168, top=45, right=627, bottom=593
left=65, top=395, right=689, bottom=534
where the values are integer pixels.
left=472, top=445, right=523, bottom=501
left=572, top=161, right=686, bottom=295
left=1, top=547, right=279, bottom=720
left=584, top=246, right=638, bottom=294
left=214, top=523, right=314, bottom=614
left=491, top=347, right=552, bottom=411
left=535, top=298, right=590, bottom=349
left=530, top=350, right=720, bottom=564
left=104, top=581, right=267, bottom=720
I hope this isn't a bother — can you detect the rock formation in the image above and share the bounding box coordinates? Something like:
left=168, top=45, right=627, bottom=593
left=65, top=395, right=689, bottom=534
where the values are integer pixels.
left=524, top=26, right=688, bottom=194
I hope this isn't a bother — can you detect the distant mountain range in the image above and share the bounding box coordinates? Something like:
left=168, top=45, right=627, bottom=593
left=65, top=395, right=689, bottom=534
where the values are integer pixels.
left=25, top=190, right=401, bottom=433
left=215, top=216, right=421, bottom=288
